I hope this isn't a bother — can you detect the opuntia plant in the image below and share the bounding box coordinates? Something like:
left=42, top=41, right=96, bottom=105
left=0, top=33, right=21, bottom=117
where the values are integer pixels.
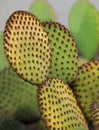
left=0, top=1, right=99, bottom=129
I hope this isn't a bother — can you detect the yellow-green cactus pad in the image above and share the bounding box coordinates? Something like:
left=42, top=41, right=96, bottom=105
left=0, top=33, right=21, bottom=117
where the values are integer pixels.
left=4, top=11, right=51, bottom=85
left=0, top=118, right=27, bottom=130
left=0, top=67, right=40, bottom=122
left=73, top=61, right=99, bottom=121
left=38, top=78, right=88, bottom=130
left=29, top=0, right=57, bottom=22
left=69, top=0, right=99, bottom=60
left=91, top=100, right=99, bottom=130
left=42, top=22, right=78, bottom=83
left=0, top=32, right=9, bottom=70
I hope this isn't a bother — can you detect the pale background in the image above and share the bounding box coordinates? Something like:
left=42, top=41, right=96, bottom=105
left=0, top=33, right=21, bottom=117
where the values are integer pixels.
left=0, top=0, right=99, bottom=31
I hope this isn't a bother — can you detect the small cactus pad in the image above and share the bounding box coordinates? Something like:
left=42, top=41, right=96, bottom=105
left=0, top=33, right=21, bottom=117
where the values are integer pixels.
left=4, top=11, right=51, bottom=85
left=0, top=118, right=27, bottom=130
left=91, top=100, right=99, bottom=130
left=29, top=0, right=57, bottom=22
left=42, top=22, right=78, bottom=83
left=38, top=78, right=88, bottom=130
left=73, top=61, right=99, bottom=121
left=0, top=67, right=40, bottom=122
left=69, top=0, right=99, bottom=60
left=0, top=32, right=9, bottom=70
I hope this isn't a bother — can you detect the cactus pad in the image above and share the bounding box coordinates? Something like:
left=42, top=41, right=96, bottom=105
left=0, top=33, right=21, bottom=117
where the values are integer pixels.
left=42, top=22, right=78, bottom=83
left=69, top=0, right=99, bottom=59
left=0, top=118, right=27, bottom=130
left=91, top=100, right=99, bottom=130
left=0, top=32, right=9, bottom=70
left=73, top=61, right=99, bottom=121
left=0, top=107, right=10, bottom=118
left=38, top=78, right=88, bottom=130
left=4, top=11, right=51, bottom=85
left=0, top=67, right=40, bottom=122
left=0, top=108, right=27, bottom=130
left=29, top=0, right=57, bottom=22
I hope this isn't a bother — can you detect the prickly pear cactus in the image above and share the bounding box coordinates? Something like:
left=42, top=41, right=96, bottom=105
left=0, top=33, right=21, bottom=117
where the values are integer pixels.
left=29, top=0, right=57, bottom=22
left=4, top=11, right=51, bottom=85
left=42, top=22, right=78, bottom=83
left=69, top=0, right=99, bottom=60
left=38, top=78, right=88, bottom=130
left=90, top=100, right=99, bottom=130
left=73, top=61, right=99, bottom=121
left=0, top=67, right=40, bottom=122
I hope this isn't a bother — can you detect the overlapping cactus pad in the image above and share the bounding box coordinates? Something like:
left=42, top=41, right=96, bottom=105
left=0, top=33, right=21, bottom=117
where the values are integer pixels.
left=0, top=67, right=40, bottom=122
left=73, top=61, right=99, bottom=121
left=42, top=22, right=78, bottom=83
left=0, top=118, right=27, bottom=130
left=91, top=100, right=99, bottom=130
left=38, top=78, right=88, bottom=130
left=4, top=11, right=51, bottom=85
left=69, top=0, right=99, bottom=59
left=0, top=108, right=27, bottom=130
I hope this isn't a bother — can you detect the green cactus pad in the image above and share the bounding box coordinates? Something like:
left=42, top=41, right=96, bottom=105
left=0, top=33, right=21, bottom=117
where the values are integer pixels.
left=27, top=120, right=47, bottom=130
left=73, top=61, right=99, bottom=121
left=69, top=0, right=99, bottom=60
left=91, top=100, right=99, bottom=130
left=0, top=32, right=9, bottom=70
left=0, top=118, right=27, bottom=130
left=0, top=67, right=40, bottom=122
left=42, top=22, right=78, bottom=83
left=29, top=0, right=57, bottom=22
left=0, top=108, right=27, bottom=130
left=38, top=78, right=88, bottom=130
left=4, top=11, right=51, bottom=85
left=0, top=107, right=10, bottom=118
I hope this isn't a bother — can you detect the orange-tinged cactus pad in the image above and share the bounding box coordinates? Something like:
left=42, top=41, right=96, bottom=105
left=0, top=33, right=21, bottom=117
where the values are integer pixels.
left=4, top=11, right=51, bottom=85
left=73, top=61, right=99, bottom=121
left=38, top=78, right=88, bottom=130
left=42, top=22, right=78, bottom=83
